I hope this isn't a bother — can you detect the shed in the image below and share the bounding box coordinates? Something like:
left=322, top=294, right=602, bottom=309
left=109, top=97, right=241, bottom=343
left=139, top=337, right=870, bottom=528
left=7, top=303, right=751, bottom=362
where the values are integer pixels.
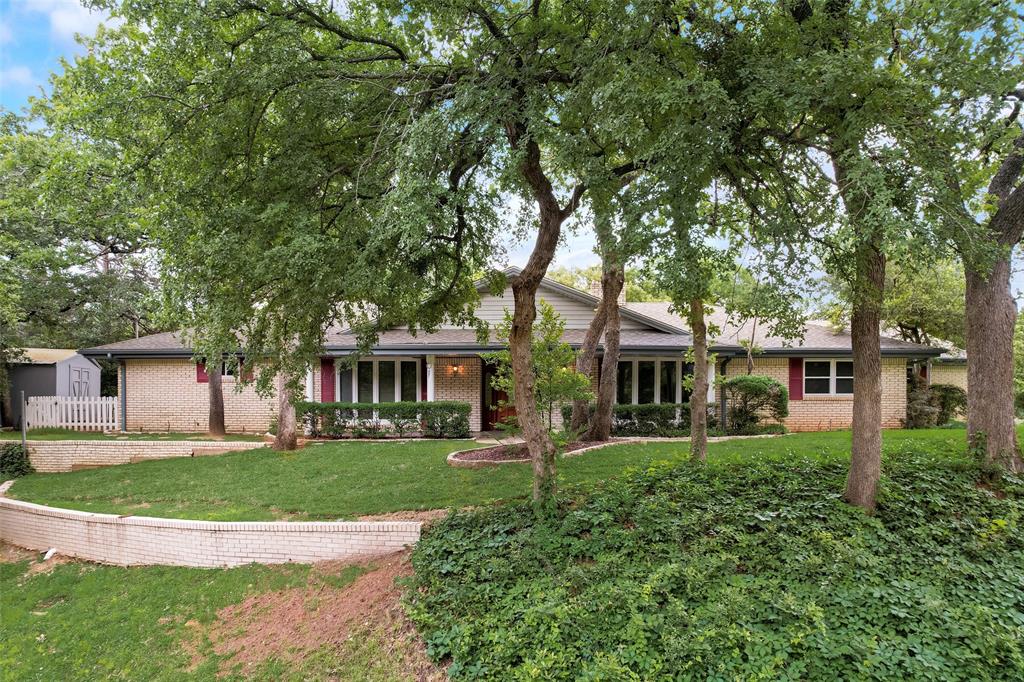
left=2, top=349, right=102, bottom=427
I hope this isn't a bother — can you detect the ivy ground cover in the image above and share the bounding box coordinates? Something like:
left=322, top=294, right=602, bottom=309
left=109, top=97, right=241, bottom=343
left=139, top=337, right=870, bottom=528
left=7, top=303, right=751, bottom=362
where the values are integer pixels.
left=408, top=446, right=1024, bottom=680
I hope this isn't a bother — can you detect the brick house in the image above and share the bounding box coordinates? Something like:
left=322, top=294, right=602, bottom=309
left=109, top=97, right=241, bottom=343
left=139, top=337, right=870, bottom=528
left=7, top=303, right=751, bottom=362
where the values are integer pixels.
left=80, top=267, right=945, bottom=433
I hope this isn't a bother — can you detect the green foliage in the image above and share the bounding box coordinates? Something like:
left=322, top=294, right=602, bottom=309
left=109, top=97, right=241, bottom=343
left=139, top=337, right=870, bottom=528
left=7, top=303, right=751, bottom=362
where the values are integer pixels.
left=483, top=301, right=592, bottom=433
left=546, top=265, right=668, bottom=302
left=906, top=380, right=968, bottom=429
left=0, top=442, right=33, bottom=478
left=294, top=401, right=470, bottom=439
left=721, top=375, right=789, bottom=432
left=408, top=453, right=1024, bottom=680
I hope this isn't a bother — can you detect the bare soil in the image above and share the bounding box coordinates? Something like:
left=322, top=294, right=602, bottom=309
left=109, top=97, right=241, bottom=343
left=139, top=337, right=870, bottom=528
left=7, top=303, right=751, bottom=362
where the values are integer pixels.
left=453, top=440, right=604, bottom=463
left=206, top=551, right=443, bottom=679
left=357, top=509, right=452, bottom=524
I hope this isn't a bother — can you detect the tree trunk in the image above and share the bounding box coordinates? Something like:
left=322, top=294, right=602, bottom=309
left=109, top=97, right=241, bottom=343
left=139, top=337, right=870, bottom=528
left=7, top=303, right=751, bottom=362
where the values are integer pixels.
left=844, top=236, right=886, bottom=512
left=687, top=297, right=709, bottom=463
left=586, top=266, right=624, bottom=441
left=274, top=372, right=298, bottom=451
left=208, top=360, right=226, bottom=436
left=570, top=266, right=612, bottom=433
left=965, top=254, right=1024, bottom=471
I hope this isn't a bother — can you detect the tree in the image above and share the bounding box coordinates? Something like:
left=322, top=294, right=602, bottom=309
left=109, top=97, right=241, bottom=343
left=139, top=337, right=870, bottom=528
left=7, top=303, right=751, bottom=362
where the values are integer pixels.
left=547, top=264, right=667, bottom=302
left=207, top=360, right=226, bottom=437
left=485, top=301, right=592, bottom=433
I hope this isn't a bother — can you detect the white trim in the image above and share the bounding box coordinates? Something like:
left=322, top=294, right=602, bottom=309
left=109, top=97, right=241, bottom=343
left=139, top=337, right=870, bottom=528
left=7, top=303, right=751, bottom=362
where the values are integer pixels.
left=803, top=358, right=854, bottom=396
left=426, top=355, right=436, bottom=401
left=305, top=368, right=314, bottom=401
left=707, top=359, right=716, bottom=403
left=339, top=357, right=422, bottom=404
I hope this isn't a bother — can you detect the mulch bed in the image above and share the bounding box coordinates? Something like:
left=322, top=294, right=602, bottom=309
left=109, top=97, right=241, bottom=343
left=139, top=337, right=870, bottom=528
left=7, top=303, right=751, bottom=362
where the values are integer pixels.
left=454, top=441, right=605, bottom=463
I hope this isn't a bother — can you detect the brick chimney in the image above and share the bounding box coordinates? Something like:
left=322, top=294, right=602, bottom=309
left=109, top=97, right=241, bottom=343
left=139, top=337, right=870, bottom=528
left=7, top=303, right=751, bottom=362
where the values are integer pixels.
left=587, top=276, right=626, bottom=304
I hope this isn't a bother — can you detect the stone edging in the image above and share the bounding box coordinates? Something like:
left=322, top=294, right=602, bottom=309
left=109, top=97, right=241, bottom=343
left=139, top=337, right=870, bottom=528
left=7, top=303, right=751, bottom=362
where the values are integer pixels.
left=0, top=483, right=421, bottom=568
left=447, top=433, right=785, bottom=468
left=25, top=439, right=265, bottom=473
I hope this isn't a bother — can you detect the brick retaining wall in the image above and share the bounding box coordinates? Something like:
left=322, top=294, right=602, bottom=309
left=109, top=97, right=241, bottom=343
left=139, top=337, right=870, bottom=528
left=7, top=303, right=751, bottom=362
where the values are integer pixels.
left=27, top=439, right=266, bottom=473
left=0, top=494, right=421, bottom=567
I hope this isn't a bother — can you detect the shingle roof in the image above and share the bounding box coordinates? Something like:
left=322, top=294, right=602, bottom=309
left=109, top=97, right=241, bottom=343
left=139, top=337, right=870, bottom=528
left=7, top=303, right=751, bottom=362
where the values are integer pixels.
left=625, top=302, right=942, bottom=357
left=14, top=348, right=81, bottom=364
left=80, top=331, right=192, bottom=356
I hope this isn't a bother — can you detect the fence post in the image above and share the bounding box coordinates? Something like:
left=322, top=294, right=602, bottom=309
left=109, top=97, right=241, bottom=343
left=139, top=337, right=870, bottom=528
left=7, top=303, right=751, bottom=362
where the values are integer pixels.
left=20, top=391, right=26, bottom=448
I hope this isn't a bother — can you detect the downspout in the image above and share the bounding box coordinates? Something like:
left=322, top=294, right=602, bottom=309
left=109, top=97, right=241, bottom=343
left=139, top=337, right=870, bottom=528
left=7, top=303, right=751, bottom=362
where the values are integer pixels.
left=119, top=358, right=127, bottom=432
left=719, top=356, right=732, bottom=433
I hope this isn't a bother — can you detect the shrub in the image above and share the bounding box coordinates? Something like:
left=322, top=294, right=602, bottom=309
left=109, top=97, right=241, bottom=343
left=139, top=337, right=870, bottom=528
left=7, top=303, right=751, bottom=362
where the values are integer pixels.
left=408, top=453, right=1024, bottom=680
left=905, top=382, right=967, bottom=429
left=293, top=401, right=470, bottom=439
left=721, top=374, right=788, bottom=432
left=0, top=443, right=33, bottom=479
left=560, top=403, right=695, bottom=437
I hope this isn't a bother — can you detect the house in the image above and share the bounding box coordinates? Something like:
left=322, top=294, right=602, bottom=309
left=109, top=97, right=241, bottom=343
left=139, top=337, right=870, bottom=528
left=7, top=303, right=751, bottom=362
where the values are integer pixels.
left=2, top=349, right=102, bottom=428
left=79, top=267, right=944, bottom=434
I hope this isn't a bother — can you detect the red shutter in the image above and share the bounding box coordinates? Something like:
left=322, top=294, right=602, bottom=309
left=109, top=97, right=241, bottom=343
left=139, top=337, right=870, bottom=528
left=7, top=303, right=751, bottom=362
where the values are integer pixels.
left=196, top=362, right=209, bottom=383
left=788, top=358, right=803, bottom=400
left=320, top=358, right=335, bottom=402
left=242, top=362, right=255, bottom=382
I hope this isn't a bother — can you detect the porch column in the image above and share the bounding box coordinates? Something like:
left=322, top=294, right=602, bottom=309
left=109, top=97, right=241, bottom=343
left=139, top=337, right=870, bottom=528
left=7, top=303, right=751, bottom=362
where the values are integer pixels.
left=304, top=367, right=314, bottom=401
left=707, top=358, right=716, bottom=403
left=426, top=355, right=436, bottom=401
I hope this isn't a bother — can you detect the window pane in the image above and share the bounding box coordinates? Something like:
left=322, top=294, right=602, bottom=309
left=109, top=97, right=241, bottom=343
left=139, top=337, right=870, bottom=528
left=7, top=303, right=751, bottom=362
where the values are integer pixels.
left=357, top=362, right=374, bottom=403
left=805, top=377, right=830, bottom=394
left=660, top=361, right=677, bottom=404
left=378, top=361, right=396, bottom=403
left=805, top=361, right=831, bottom=378
left=637, top=361, right=656, bottom=404
left=836, top=361, right=853, bottom=378
left=836, top=378, right=854, bottom=394
left=339, top=368, right=353, bottom=402
left=616, top=361, right=633, bottom=404
left=400, top=361, right=418, bottom=402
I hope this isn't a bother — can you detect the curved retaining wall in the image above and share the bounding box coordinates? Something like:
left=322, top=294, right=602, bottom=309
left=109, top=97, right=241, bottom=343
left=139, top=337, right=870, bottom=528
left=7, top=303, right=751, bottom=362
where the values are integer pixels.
left=0, top=494, right=421, bottom=568
left=26, top=439, right=266, bottom=473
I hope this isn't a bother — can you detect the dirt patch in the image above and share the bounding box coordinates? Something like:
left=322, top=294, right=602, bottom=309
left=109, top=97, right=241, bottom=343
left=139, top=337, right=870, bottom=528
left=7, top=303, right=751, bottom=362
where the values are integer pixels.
left=357, top=509, right=452, bottom=524
left=452, top=440, right=604, bottom=464
left=0, top=542, right=37, bottom=564
left=206, top=552, right=442, bottom=678
left=24, top=553, right=75, bottom=576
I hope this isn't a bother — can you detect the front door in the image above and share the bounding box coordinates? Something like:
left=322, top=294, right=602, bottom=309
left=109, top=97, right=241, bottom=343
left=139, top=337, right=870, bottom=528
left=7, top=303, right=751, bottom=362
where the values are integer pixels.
left=482, top=362, right=516, bottom=430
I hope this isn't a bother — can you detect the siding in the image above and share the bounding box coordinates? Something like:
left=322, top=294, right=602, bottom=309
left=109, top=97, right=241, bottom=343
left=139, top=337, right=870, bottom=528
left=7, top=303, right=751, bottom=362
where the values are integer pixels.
left=441, top=286, right=645, bottom=330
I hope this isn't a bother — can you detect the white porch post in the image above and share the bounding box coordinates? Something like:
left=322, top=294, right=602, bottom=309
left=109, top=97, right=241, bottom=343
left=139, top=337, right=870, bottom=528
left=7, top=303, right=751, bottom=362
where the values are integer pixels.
left=304, top=367, right=314, bottom=401
left=707, top=358, right=716, bottom=403
left=426, top=355, right=436, bottom=401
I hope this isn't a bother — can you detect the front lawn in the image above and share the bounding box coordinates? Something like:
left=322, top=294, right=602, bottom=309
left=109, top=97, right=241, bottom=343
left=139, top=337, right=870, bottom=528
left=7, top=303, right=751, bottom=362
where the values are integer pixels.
left=0, top=428, right=265, bottom=442
left=7, top=428, right=985, bottom=521
left=408, top=449, right=1024, bottom=680
left=0, top=549, right=435, bottom=680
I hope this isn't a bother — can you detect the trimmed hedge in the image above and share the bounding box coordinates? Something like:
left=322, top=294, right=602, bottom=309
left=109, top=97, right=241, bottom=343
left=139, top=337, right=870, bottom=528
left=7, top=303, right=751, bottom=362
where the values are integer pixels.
left=0, top=443, right=34, bottom=479
left=294, top=401, right=470, bottom=439
left=561, top=403, right=703, bottom=437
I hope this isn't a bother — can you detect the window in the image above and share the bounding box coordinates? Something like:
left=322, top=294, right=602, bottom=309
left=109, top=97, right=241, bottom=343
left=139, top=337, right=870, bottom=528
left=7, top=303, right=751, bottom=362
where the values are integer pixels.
left=615, top=358, right=688, bottom=404
left=804, top=359, right=854, bottom=396
left=339, top=358, right=421, bottom=404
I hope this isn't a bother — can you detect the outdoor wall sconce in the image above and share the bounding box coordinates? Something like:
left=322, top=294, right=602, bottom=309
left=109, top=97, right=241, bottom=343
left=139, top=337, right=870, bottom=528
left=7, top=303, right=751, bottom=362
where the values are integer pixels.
left=450, top=364, right=465, bottom=376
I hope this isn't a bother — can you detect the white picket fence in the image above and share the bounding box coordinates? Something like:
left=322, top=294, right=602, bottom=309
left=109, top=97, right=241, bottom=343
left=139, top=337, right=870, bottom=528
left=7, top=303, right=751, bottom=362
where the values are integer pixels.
left=25, top=396, right=119, bottom=431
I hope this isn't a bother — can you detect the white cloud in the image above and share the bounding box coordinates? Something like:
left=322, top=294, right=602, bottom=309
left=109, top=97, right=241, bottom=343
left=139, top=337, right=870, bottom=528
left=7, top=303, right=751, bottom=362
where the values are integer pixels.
left=1, top=65, right=37, bottom=87
left=20, top=0, right=111, bottom=43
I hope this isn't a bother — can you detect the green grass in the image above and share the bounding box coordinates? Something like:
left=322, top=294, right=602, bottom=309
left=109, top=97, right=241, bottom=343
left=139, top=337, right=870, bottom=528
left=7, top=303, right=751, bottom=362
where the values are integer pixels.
left=0, top=427, right=266, bottom=442
left=7, top=428, right=989, bottom=521
left=0, top=557, right=327, bottom=680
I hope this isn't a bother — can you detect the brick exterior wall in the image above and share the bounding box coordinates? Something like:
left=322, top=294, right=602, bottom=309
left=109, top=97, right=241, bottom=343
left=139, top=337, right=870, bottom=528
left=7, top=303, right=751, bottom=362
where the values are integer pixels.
left=123, top=359, right=276, bottom=433
left=434, top=356, right=483, bottom=431
left=26, top=439, right=264, bottom=473
left=930, top=363, right=967, bottom=391
left=0, top=496, right=421, bottom=568
left=724, top=356, right=908, bottom=432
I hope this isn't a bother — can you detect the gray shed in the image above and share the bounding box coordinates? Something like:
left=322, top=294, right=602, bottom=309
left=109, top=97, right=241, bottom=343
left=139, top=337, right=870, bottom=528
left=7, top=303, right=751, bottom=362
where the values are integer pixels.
left=2, top=349, right=101, bottom=427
